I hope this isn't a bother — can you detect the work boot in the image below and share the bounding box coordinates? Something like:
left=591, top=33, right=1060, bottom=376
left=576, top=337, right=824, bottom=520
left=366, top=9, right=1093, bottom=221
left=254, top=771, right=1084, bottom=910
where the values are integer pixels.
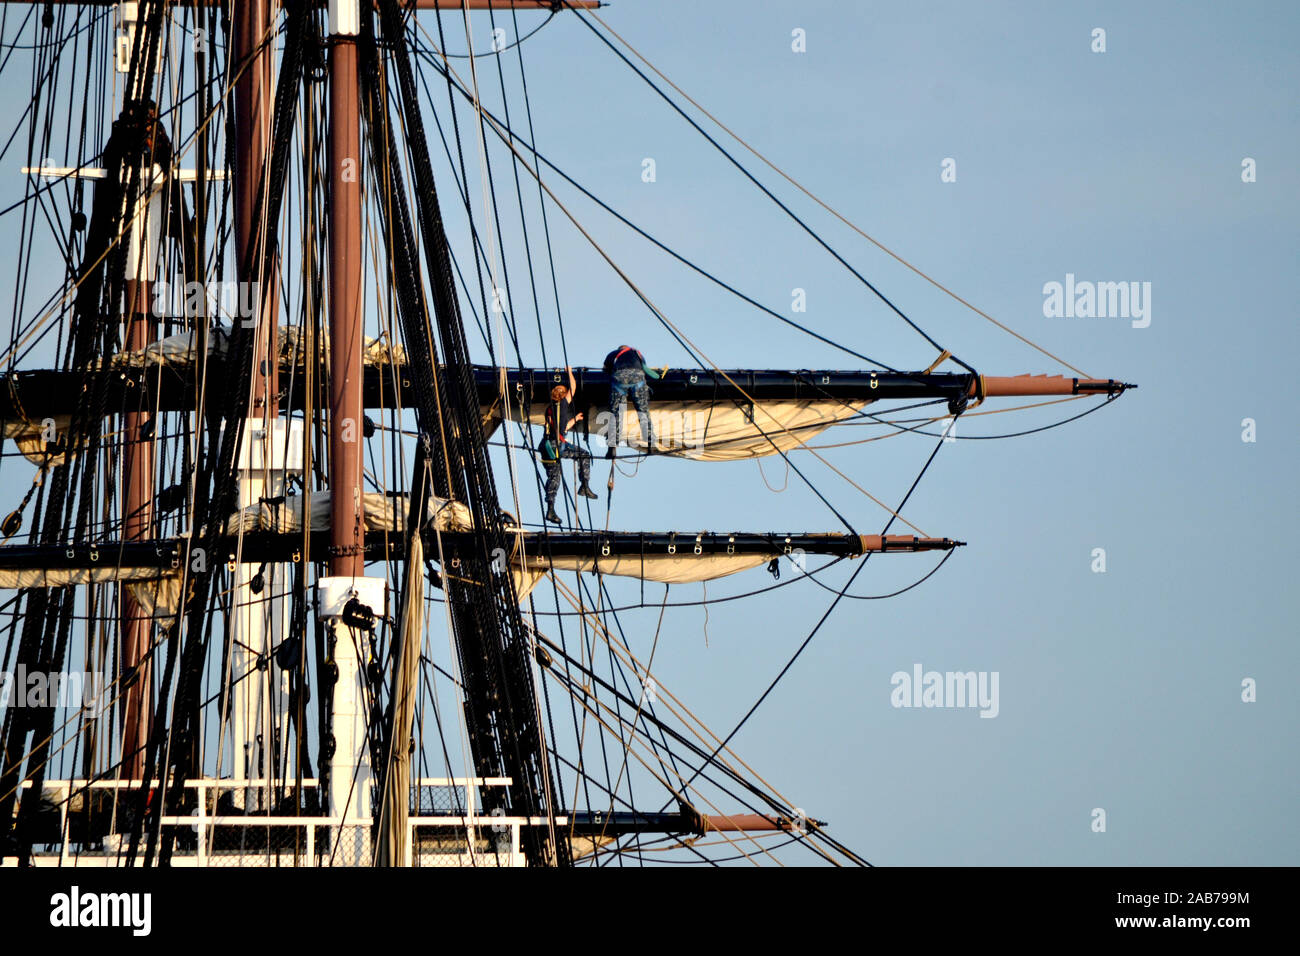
left=578, top=483, right=599, bottom=499
left=545, top=507, right=561, bottom=525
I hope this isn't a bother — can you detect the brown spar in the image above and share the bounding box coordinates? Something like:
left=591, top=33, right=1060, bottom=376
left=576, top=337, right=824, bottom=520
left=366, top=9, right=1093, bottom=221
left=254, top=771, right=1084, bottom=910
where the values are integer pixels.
left=120, top=277, right=154, bottom=778
left=117, top=57, right=168, bottom=776
left=974, top=374, right=1137, bottom=398
left=233, top=0, right=279, bottom=413
left=328, top=24, right=365, bottom=577
left=700, top=812, right=822, bottom=833
left=857, top=534, right=963, bottom=553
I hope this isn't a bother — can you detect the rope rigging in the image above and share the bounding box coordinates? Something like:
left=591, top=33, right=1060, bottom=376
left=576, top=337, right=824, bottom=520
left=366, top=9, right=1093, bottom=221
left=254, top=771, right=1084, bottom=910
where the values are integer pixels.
left=566, top=1, right=1092, bottom=379
left=0, top=1, right=1131, bottom=869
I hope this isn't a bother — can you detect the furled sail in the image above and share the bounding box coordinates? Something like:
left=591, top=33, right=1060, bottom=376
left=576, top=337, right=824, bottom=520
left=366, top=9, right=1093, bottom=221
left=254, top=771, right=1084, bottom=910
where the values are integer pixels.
left=1, top=415, right=73, bottom=468
left=0, top=365, right=1132, bottom=470
left=0, top=566, right=183, bottom=620
left=98, top=323, right=407, bottom=368
left=504, top=531, right=960, bottom=601
left=488, top=398, right=869, bottom=462
left=224, top=491, right=472, bottom=534
left=510, top=550, right=773, bottom=601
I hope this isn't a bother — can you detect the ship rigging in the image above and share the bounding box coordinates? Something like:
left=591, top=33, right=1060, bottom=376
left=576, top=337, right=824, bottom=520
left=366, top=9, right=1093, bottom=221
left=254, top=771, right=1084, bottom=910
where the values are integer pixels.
left=0, top=0, right=1133, bottom=867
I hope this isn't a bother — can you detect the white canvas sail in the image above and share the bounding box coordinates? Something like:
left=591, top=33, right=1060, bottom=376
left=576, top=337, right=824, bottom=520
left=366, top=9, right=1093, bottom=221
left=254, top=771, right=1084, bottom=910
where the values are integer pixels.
left=486, top=397, right=869, bottom=462
left=510, top=550, right=775, bottom=601
left=224, top=491, right=473, bottom=534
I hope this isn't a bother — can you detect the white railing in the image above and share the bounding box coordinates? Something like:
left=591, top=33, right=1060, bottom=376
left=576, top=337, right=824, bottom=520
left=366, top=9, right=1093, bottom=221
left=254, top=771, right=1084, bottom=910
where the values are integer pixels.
left=8, top=776, right=535, bottom=867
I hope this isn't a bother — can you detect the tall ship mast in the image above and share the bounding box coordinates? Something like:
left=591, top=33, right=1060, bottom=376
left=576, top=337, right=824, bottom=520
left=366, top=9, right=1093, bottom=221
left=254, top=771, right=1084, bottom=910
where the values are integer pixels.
left=0, top=1, right=1133, bottom=867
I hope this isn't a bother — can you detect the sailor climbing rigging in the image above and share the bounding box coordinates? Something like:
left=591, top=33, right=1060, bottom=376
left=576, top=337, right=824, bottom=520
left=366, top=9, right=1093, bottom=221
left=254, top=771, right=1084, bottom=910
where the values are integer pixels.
left=539, top=365, right=598, bottom=524
left=603, top=344, right=662, bottom=458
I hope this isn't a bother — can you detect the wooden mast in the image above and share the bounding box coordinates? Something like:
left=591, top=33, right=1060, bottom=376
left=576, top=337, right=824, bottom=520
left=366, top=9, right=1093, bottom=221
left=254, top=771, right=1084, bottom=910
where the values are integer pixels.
left=328, top=3, right=365, bottom=580
left=117, top=3, right=163, bottom=780
left=234, top=0, right=279, bottom=411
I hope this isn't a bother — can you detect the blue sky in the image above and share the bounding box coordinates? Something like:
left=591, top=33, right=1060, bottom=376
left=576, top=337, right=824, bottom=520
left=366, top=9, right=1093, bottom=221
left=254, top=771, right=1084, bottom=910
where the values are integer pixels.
left=454, top=0, right=1298, bottom=864
left=0, top=1, right=1295, bottom=865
